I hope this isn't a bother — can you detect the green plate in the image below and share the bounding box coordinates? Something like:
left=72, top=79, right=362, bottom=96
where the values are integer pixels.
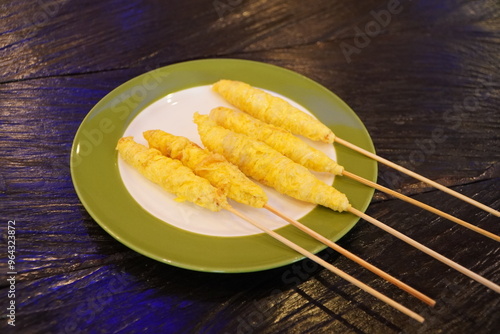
left=71, top=58, right=377, bottom=273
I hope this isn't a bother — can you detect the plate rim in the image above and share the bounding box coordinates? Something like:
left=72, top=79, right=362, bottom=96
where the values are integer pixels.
left=70, top=58, right=377, bottom=273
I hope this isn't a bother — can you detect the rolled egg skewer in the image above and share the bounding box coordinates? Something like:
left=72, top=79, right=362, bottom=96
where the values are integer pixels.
left=143, top=129, right=434, bottom=305
left=194, top=114, right=500, bottom=293
left=116, top=136, right=424, bottom=322
left=143, top=130, right=267, bottom=208
left=194, top=113, right=350, bottom=212
left=213, top=79, right=334, bottom=143
left=209, top=106, right=343, bottom=174
left=208, top=106, right=499, bottom=242
left=116, top=137, right=228, bottom=212
left=212, top=79, right=499, bottom=217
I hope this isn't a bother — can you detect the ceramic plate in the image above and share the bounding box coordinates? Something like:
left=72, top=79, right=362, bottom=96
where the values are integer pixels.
left=71, top=58, right=377, bottom=273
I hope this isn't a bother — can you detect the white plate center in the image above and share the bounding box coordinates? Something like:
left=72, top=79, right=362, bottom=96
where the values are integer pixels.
left=118, top=85, right=336, bottom=237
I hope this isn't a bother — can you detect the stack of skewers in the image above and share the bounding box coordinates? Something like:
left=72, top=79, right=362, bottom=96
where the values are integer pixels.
left=116, top=79, right=500, bottom=323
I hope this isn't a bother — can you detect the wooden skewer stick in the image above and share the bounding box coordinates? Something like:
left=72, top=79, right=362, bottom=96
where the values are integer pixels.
left=226, top=206, right=425, bottom=323
left=264, top=204, right=435, bottom=306
left=342, top=171, right=500, bottom=242
left=347, top=206, right=500, bottom=293
left=334, top=137, right=500, bottom=217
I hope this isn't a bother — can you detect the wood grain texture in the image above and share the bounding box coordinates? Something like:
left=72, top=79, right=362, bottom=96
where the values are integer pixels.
left=1, top=0, right=499, bottom=333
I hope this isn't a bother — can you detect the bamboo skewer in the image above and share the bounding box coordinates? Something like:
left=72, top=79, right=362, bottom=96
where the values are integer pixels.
left=226, top=206, right=425, bottom=323
left=203, top=107, right=497, bottom=240
left=144, top=131, right=434, bottom=306
left=208, top=80, right=499, bottom=296
left=347, top=206, right=500, bottom=293
left=193, top=114, right=498, bottom=292
left=118, top=137, right=425, bottom=322
left=211, top=80, right=497, bottom=215
left=264, top=204, right=435, bottom=306
left=334, top=137, right=500, bottom=217
left=342, top=171, right=500, bottom=242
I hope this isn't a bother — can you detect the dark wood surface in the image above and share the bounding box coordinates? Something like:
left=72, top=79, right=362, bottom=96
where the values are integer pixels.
left=1, top=0, right=499, bottom=333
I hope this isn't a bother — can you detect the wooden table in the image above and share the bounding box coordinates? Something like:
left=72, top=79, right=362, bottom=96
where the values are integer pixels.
left=1, top=1, right=499, bottom=333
